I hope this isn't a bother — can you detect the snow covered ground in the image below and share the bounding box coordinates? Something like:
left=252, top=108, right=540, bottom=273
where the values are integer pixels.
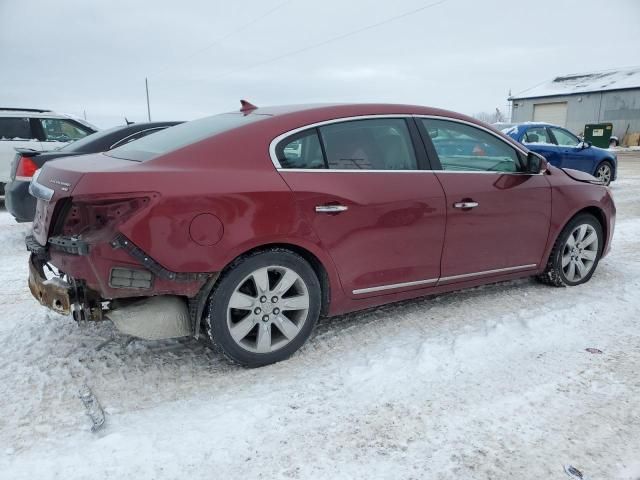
left=1, top=157, right=640, bottom=480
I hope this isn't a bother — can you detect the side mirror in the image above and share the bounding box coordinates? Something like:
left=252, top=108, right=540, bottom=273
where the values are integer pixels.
left=578, top=141, right=592, bottom=150
left=527, top=151, right=548, bottom=174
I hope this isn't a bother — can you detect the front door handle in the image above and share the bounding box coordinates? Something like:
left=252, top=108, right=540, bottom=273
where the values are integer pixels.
left=315, top=204, right=348, bottom=214
left=453, top=201, right=479, bottom=209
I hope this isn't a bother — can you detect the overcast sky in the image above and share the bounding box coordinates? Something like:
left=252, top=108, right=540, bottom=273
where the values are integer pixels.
left=1, top=0, right=639, bottom=128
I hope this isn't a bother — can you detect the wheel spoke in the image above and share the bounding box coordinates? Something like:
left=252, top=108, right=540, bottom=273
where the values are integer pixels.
left=229, top=291, right=255, bottom=310
left=562, top=253, right=572, bottom=268
left=575, top=259, right=587, bottom=278
left=272, top=269, right=298, bottom=296
left=581, top=231, right=597, bottom=248
left=566, top=261, right=576, bottom=281
left=281, top=294, right=309, bottom=311
left=251, top=268, right=270, bottom=294
left=566, top=234, right=576, bottom=247
left=230, top=316, right=256, bottom=342
left=576, top=225, right=588, bottom=242
left=581, top=249, right=597, bottom=261
left=256, top=324, right=272, bottom=353
left=275, top=315, right=300, bottom=340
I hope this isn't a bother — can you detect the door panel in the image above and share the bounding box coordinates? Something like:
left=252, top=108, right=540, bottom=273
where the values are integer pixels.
left=280, top=171, right=446, bottom=297
left=435, top=173, right=551, bottom=278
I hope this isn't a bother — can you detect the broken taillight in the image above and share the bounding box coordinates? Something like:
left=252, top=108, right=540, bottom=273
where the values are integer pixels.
left=60, top=196, right=153, bottom=237
left=15, top=156, right=39, bottom=180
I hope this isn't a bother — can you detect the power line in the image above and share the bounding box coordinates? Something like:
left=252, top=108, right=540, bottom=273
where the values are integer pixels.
left=212, top=0, right=450, bottom=80
left=150, top=0, right=293, bottom=78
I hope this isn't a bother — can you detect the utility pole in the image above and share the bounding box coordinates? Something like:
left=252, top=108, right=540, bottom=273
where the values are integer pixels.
left=145, top=77, right=152, bottom=121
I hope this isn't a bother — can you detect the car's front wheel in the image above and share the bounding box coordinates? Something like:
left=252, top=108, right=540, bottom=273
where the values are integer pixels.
left=537, top=213, right=603, bottom=287
left=595, top=161, right=613, bottom=186
left=207, top=249, right=321, bottom=367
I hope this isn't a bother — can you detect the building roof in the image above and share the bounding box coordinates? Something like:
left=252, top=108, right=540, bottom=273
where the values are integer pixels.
left=510, top=66, right=640, bottom=100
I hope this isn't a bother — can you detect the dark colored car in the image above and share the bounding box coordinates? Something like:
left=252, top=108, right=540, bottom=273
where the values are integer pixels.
left=500, top=122, right=618, bottom=185
left=25, top=103, right=615, bottom=367
left=5, top=121, right=182, bottom=221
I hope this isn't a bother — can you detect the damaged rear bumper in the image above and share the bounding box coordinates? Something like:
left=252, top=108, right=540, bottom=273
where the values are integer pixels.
left=28, top=256, right=73, bottom=315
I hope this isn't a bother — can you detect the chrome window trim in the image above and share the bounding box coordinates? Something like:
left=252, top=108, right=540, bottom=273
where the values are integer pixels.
left=269, top=114, right=413, bottom=169
left=352, top=264, right=537, bottom=295
left=269, top=113, right=532, bottom=172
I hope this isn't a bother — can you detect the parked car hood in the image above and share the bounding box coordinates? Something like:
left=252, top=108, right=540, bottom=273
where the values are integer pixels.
left=561, top=167, right=603, bottom=185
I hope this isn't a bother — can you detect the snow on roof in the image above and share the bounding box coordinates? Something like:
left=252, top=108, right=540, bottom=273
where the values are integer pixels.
left=510, top=66, right=640, bottom=100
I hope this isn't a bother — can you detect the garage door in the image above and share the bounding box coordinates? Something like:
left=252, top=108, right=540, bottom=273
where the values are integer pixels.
left=533, top=102, right=568, bottom=126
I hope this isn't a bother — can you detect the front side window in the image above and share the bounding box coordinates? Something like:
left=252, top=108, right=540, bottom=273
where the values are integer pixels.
left=522, top=127, right=552, bottom=144
left=0, top=117, right=32, bottom=140
left=421, top=119, right=524, bottom=173
left=550, top=127, right=580, bottom=147
left=319, top=118, right=417, bottom=170
left=276, top=129, right=324, bottom=169
left=39, top=118, right=92, bottom=142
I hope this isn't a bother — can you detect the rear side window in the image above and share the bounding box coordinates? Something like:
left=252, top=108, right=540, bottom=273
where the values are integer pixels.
left=39, top=118, right=92, bottom=142
left=320, top=119, right=417, bottom=170
left=108, top=113, right=269, bottom=161
left=276, top=129, right=325, bottom=169
left=0, top=117, right=32, bottom=140
left=421, top=119, right=525, bottom=173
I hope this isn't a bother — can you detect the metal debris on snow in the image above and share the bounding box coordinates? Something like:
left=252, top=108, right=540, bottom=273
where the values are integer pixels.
left=78, top=384, right=105, bottom=432
left=564, top=464, right=585, bottom=479
left=585, top=347, right=603, bottom=354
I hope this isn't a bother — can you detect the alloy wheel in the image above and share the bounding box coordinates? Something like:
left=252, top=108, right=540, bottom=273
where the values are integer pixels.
left=226, top=266, right=310, bottom=353
left=596, top=164, right=612, bottom=185
left=561, top=224, right=599, bottom=282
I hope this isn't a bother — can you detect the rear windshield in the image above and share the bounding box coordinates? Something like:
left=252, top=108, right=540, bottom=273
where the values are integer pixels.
left=106, top=113, right=269, bottom=161
left=59, top=125, right=123, bottom=152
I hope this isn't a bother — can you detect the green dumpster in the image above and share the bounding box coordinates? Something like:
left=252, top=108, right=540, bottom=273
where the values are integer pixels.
left=584, top=123, right=613, bottom=148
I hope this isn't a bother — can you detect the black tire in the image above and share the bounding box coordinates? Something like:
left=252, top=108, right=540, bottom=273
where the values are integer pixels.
left=594, top=160, right=613, bottom=186
left=537, top=213, right=604, bottom=287
left=206, top=249, right=321, bottom=367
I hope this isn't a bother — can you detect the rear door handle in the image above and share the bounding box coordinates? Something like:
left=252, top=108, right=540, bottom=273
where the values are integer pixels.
left=315, top=204, right=348, bottom=214
left=453, top=201, right=479, bottom=209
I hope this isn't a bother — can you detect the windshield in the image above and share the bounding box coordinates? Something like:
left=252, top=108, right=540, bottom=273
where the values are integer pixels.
left=106, top=113, right=270, bottom=161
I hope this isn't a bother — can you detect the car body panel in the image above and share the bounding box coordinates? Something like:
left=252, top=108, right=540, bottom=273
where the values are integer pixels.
left=27, top=104, right=616, bottom=322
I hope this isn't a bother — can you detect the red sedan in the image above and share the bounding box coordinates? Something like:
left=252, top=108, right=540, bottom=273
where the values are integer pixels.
left=26, top=103, right=615, bottom=367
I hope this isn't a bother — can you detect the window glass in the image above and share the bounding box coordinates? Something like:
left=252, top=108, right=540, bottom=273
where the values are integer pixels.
left=276, top=129, right=324, bottom=169
left=40, top=118, right=92, bottom=142
left=421, top=119, right=524, bottom=173
left=319, top=118, right=417, bottom=170
left=108, top=113, right=269, bottom=161
left=522, top=127, right=552, bottom=144
left=550, top=127, right=579, bottom=147
left=0, top=117, right=32, bottom=140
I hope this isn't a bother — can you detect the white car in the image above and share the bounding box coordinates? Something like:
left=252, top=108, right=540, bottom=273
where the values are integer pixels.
left=0, top=108, right=97, bottom=193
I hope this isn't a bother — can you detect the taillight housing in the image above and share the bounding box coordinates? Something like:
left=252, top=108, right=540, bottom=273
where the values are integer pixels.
left=15, top=156, right=39, bottom=180
left=60, top=196, right=152, bottom=237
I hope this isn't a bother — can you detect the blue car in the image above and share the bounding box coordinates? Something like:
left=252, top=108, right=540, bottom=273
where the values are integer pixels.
left=499, top=122, right=617, bottom=185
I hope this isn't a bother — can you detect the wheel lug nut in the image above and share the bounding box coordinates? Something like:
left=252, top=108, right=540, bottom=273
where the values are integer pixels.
left=273, top=308, right=280, bottom=315
left=254, top=307, right=261, bottom=314
left=262, top=315, right=269, bottom=322
left=271, top=296, right=278, bottom=303
left=260, top=296, right=267, bottom=303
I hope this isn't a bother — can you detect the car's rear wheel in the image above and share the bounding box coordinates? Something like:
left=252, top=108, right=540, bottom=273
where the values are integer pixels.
left=595, top=161, right=613, bottom=186
left=207, top=249, right=321, bottom=367
left=537, top=213, right=603, bottom=287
